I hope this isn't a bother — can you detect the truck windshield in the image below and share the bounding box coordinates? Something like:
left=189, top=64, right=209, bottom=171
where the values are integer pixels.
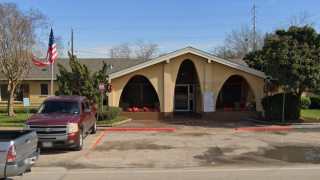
left=38, top=101, right=80, bottom=114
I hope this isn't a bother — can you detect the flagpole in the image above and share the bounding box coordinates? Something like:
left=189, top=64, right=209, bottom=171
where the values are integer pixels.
left=51, top=20, right=53, bottom=97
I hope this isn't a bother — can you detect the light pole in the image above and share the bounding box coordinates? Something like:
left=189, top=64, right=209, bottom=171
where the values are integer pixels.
left=106, top=75, right=110, bottom=111
left=266, top=77, right=271, bottom=121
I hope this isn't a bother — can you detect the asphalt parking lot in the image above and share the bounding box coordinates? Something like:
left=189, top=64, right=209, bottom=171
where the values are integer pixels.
left=5, top=119, right=320, bottom=179
left=30, top=120, right=320, bottom=170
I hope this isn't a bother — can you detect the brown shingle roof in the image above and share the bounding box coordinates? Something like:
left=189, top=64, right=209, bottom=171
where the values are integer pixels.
left=226, top=59, right=248, bottom=67
left=0, top=58, right=149, bottom=79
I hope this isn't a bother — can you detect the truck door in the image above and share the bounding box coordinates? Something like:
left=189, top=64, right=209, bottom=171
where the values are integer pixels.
left=81, top=100, right=90, bottom=132
left=84, top=98, right=95, bottom=128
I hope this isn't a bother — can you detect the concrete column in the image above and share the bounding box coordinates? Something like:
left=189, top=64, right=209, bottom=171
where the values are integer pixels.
left=204, top=62, right=213, bottom=116
left=256, top=79, right=265, bottom=115
left=163, top=62, right=172, bottom=118
left=204, top=63, right=212, bottom=92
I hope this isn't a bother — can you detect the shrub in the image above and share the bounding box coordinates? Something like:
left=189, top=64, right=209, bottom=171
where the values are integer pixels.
left=300, top=96, right=311, bottom=109
left=98, top=106, right=122, bottom=121
left=309, top=95, right=320, bottom=109
left=0, top=108, right=38, bottom=114
left=261, top=93, right=300, bottom=121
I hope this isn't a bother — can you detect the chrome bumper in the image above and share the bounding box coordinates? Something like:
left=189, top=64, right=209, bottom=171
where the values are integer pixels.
left=5, top=148, right=40, bottom=177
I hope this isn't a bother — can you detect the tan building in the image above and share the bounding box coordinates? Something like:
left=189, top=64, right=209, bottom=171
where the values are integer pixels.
left=0, top=47, right=267, bottom=120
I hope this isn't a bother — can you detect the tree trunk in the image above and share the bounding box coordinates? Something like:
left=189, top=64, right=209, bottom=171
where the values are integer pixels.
left=7, top=82, right=15, bottom=117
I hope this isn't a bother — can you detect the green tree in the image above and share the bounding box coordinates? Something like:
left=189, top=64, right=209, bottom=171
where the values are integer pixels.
left=56, top=52, right=108, bottom=104
left=244, top=26, right=320, bottom=119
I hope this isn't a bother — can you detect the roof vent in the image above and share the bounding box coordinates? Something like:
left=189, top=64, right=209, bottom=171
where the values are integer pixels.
left=108, top=64, right=113, bottom=69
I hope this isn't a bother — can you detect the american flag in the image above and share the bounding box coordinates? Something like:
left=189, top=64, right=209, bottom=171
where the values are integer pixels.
left=30, top=26, right=58, bottom=66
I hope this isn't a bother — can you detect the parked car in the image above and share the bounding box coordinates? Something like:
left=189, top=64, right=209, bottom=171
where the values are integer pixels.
left=0, top=130, right=40, bottom=180
left=23, top=96, right=98, bottom=151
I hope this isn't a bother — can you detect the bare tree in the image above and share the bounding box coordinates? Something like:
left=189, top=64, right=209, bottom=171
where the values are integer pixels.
left=109, top=40, right=158, bottom=59
left=134, top=39, right=158, bottom=59
left=55, top=35, right=64, bottom=58
left=225, top=24, right=264, bottom=58
left=210, top=24, right=264, bottom=59
left=280, top=9, right=318, bottom=29
left=210, top=45, right=238, bottom=59
left=109, top=42, right=132, bottom=59
left=158, top=51, right=168, bottom=57
left=0, top=2, right=47, bottom=116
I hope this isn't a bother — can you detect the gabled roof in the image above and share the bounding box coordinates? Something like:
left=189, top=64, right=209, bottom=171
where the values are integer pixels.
left=108, top=46, right=267, bottom=80
left=0, top=46, right=266, bottom=81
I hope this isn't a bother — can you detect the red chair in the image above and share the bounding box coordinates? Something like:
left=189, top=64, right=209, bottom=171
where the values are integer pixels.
left=224, top=107, right=228, bottom=112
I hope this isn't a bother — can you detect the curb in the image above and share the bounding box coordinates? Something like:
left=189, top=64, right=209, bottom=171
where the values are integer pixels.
left=104, top=128, right=176, bottom=131
left=97, top=118, right=132, bottom=127
left=244, top=117, right=320, bottom=125
left=237, top=126, right=320, bottom=130
left=237, top=127, right=292, bottom=130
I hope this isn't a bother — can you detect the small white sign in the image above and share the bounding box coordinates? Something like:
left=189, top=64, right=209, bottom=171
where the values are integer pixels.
left=23, top=97, right=30, bottom=107
left=204, top=92, right=214, bottom=112
left=99, top=83, right=105, bottom=92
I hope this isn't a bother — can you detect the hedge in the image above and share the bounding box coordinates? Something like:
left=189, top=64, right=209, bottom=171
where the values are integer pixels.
left=301, top=96, right=311, bottom=109
left=309, top=95, right=320, bottom=109
left=261, top=93, right=300, bottom=121
left=0, top=108, right=38, bottom=114
left=97, top=106, right=122, bottom=121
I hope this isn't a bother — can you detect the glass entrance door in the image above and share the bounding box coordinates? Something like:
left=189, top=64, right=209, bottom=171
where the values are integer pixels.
left=174, top=85, right=189, bottom=111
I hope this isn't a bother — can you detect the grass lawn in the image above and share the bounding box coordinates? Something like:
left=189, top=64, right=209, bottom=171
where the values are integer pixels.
left=301, top=109, right=320, bottom=119
left=0, top=113, right=28, bottom=127
left=97, top=116, right=128, bottom=124
left=0, top=113, right=128, bottom=127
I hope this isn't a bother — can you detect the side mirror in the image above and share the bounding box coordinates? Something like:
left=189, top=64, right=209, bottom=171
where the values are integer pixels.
left=30, top=109, right=37, bottom=113
left=83, top=109, right=91, bottom=114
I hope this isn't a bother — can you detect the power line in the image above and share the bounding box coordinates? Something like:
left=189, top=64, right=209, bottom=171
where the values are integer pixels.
left=48, top=13, right=251, bottom=21
left=77, top=50, right=109, bottom=55
left=55, top=24, right=242, bottom=31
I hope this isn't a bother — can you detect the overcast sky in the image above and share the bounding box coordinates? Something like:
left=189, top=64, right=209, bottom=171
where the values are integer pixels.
left=6, top=0, right=320, bottom=58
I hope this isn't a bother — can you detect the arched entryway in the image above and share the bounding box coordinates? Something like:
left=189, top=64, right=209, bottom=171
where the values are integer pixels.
left=174, top=59, right=201, bottom=113
left=215, top=75, right=256, bottom=111
left=119, top=75, right=160, bottom=110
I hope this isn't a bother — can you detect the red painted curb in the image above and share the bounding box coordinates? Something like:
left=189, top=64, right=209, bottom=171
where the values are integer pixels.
left=236, top=127, right=293, bottom=130
left=105, top=128, right=176, bottom=131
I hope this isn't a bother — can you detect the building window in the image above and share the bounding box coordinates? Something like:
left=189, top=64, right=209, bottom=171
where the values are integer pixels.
left=41, top=84, right=48, bottom=95
left=1, top=84, right=23, bottom=101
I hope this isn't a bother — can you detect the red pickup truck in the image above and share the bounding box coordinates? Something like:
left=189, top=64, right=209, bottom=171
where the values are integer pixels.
left=23, top=96, right=98, bottom=151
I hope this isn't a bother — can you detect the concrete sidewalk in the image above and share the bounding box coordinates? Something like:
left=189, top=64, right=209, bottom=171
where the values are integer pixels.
left=2, top=119, right=320, bottom=131
left=99, top=119, right=258, bottom=131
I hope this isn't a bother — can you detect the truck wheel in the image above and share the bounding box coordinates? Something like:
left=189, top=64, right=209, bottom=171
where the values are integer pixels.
left=74, top=129, right=83, bottom=151
left=91, top=118, right=97, bottom=134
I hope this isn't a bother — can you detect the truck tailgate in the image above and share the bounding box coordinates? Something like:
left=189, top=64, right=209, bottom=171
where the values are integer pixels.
left=0, top=131, right=38, bottom=178
left=14, top=131, right=38, bottom=162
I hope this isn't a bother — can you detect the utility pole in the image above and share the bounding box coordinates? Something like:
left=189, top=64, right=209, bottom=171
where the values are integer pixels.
left=71, top=28, right=74, bottom=57
left=252, top=5, right=257, bottom=51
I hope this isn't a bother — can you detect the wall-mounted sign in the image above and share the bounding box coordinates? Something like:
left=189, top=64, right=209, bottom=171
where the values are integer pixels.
left=204, top=92, right=214, bottom=112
